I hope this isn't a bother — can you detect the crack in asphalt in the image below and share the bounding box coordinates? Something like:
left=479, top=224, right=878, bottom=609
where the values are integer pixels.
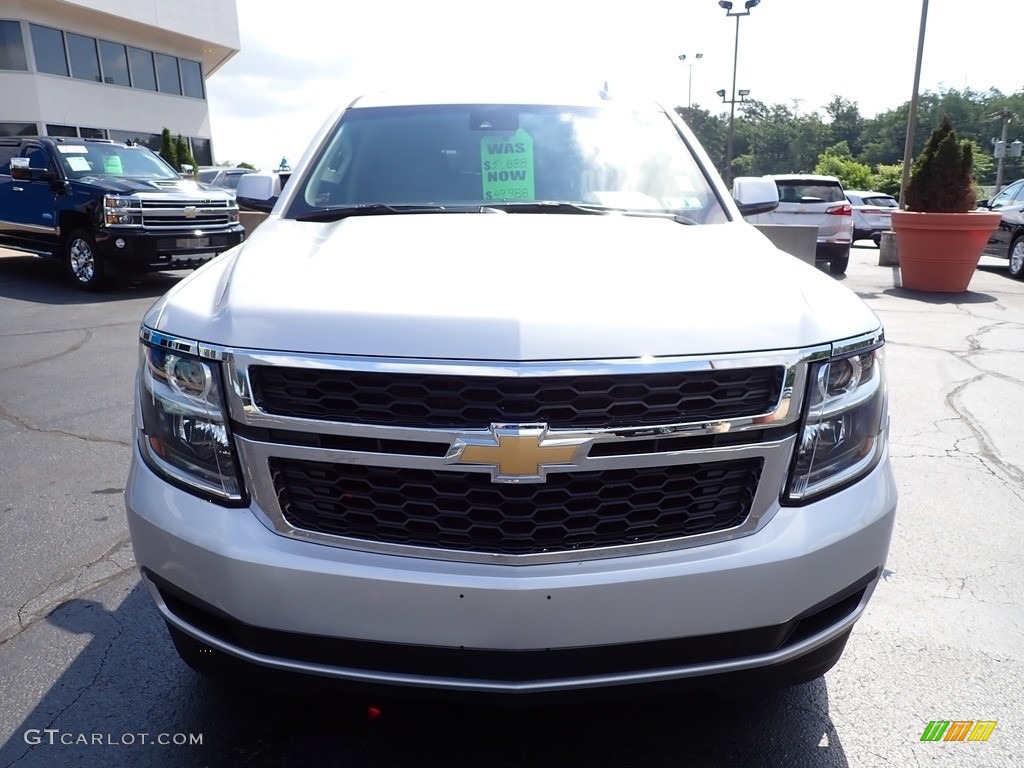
left=0, top=328, right=93, bottom=374
left=0, top=403, right=130, bottom=448
left=2, top=602, right=125, bottom=768
left=3, top=538, right=134, bottom=645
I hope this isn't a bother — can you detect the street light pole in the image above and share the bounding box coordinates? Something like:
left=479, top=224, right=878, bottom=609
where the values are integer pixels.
left=898, top=0, right=929, bottom=208
left=718, top=1, right=761, bottom=186
left=678, top=53, right=704, bottom=109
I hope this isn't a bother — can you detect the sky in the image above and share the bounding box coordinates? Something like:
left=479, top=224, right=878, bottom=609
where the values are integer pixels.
left=206, top=0, right=1023, bottom=172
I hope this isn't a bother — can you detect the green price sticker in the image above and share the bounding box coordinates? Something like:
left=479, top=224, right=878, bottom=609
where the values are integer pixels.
left=103, top=155, right=123, bottom=174
left=480, top=129, right=534, bottom=201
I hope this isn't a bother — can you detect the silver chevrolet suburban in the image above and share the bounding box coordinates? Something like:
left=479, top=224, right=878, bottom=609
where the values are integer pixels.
left=126, top=89, right=897, bottom=698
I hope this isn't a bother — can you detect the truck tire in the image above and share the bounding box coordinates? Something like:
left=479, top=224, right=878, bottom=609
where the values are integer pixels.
left=64, top=229, right=107, bottom=290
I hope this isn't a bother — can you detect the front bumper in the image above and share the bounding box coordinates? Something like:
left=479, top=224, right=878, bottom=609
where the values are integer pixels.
left=126, top=441, right=897, bottom=695
left=95, top=225, right=244, bottom=272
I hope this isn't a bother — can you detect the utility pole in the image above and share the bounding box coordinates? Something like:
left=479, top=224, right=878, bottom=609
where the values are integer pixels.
left=899, top=0, right=929, bottom=208
left=994, top=111, right=1012, bottom=194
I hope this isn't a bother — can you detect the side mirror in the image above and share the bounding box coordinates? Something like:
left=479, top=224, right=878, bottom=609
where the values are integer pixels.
left=976, top=199, right=990, bottom=209
left=732, top=176, right=779, bottom=217
left=10, top=156, right=55, bottom=183
left=10, top=156, right=31, bottom=181
left=236, top=172, right=280, bottom=213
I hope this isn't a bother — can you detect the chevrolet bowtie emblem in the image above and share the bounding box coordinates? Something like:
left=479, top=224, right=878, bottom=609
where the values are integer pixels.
left=184, top=206, right=198, bottom=218
left=447, top=424, right=588, bottom=483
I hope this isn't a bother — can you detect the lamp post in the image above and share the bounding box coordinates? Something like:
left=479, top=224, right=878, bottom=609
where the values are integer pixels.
left=716, top=87, right=751, bottom=183
left=677, top=52, right=704, bottom=109
left=718, top=0, right=761, bottom=186
left=898, top=0, right=928, bottom=208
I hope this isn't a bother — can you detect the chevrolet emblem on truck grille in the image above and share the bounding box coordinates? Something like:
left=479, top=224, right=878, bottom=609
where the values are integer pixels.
left=447, top=424, right=588, bottom=483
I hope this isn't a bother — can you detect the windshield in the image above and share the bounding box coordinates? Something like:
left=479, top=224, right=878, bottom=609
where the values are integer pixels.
left=55, top=143, right=180, bottom=181
left=287, top=103, right=728, bottom=224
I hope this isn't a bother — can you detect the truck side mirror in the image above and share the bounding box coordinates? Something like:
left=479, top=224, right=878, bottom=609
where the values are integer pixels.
left=10, top=156, right=55, bottom=183
left=732, top=177, right=779, bottom=217
left=235, top=172, right=280, bottom=213
left=10, top=156, right=31, bottom=181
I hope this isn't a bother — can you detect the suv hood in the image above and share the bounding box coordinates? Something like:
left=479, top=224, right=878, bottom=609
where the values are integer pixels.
left=74, top=176, right=227, bottom=197
left=146, top=214, right=879, bottom=359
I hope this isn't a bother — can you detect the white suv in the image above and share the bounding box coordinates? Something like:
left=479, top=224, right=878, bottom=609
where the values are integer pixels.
left=739, top=174, right=854, bottom=274
left=126, top=91, right=895, bottom=699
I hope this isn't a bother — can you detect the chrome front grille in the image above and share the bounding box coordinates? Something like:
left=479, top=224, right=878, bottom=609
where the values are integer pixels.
left=248, top=366, right=784, bottom=429
left=223, top=349, right=821, bottom=564
left=138, top=199, right=235, bottom=230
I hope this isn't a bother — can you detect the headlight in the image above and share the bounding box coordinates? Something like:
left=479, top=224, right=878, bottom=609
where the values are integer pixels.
left=785, top=343, right=887, bottom=502
left=103, top=194, right=139, bottom=226
left=137, top=342, right=243, bottom=502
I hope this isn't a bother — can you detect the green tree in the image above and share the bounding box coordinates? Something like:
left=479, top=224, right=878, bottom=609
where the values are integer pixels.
left=174, top=134, right=195, bottom=173
left=676, top=106, right=728, bottom=175
left=814, top=143, right=874, bottom=189
left=825, top=96, right=865, bottom=156
left=159, top=128, right=177, bottom=169
left=870, top=163, right=904, bottom=196
left=238, top=161, right=257, bottom=170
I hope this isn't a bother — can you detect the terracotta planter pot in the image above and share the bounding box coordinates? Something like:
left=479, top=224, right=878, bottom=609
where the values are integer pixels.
left=890, top=210, right=1001, bottom=292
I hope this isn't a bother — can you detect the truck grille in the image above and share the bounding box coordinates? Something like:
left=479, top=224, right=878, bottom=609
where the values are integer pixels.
left=249, top=367, right=783, bottom=428
left=269, top=457, right=762, bottom=555
left=139, top=199, right=235, bottom=229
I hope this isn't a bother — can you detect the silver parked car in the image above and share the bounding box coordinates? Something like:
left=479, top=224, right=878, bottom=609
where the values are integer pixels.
left=126, top=90, right=895, bottom=700
left=846, top=190, right=898, bottom=246
left=739, top=174, right=854, bottom=275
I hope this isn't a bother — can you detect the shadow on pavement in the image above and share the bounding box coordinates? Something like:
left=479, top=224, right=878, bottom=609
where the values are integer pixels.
left=0, top=254, right=183, bottom=306
left=0, top=579, right=849, bottom=767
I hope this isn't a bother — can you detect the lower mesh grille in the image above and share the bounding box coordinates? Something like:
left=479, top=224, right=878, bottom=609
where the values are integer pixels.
left=270, top=458, right=763, bottom=556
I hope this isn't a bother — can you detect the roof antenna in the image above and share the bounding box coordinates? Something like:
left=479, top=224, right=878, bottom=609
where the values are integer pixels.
left=599, top=81, right=612, bottom=101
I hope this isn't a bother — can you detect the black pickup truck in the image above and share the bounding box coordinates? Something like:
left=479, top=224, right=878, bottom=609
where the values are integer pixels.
left=0, top=136, right=244, bottom=290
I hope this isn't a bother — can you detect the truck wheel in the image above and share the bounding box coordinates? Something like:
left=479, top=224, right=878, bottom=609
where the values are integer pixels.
left=829, top=253, right=850, bottom=275
left=64, top=229, right=107, bottom=290
left=1009, top=237, right=1024, bottom=280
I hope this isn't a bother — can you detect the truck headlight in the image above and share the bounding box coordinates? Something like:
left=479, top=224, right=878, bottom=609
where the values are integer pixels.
left=104, top=194, right=139, bottom=226
left=785, top=343, right=887, bottom=502
left=137, top=343, right=243, bottom=502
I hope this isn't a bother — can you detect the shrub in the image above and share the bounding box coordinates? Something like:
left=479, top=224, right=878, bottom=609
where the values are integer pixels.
left=905, top=115, right=975, bottom=213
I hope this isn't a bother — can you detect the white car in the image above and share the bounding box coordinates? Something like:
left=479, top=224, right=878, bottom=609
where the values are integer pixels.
left=846, top=190, right=899, bottom=246
left=739, top=174, right=854, bottom=274
left=126, top=89, right=896, bottom=699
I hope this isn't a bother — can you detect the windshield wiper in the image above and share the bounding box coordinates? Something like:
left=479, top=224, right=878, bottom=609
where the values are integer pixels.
left=294, top=204, right=501, bottom=222
left=486, top=201, right=698, bottom=224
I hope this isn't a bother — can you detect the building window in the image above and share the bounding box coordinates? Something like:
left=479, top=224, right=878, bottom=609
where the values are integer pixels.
left=99, top=40, right=130, bottom=86
left=80, top=126, right=106, bottom=139
left=128, top=46, right=156, bottom=91
left=107, top=129, right=161, bottom=153
left=46, top=124, right=78, bottom=137
left=30, top=24, right=68, bottom=77
left=67, top=32, right=100, bottom=82
left=154, top=53, right=180, bottom=95
left=190, top=137, right=213, bottom=166
left=0, top=122, right=37, bottom=137
left=180, top=59, right=204, bottom=99
left=0, top=20, right=27, bottom=71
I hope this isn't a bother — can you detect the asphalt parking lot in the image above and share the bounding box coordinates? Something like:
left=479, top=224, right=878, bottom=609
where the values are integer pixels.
left=0, top=243, right=1021, bottom=767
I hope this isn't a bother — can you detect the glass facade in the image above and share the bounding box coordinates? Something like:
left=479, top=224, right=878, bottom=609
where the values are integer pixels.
left=45, top=123, right=78, bottom=137
left=67, top=32, right=101, bottom=82
left=0, top=122, right=37, bottom=137
left=180, top=59, right=204, bottom=99
left=0, top=20, right=27, bottom=70
left=30, top=24, right=68, bottom=76
left=154, top=52, right=181, bottom=95
left=99, top=40, right=130, bottom=86
left=127, top=46, right=156, bottom=91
